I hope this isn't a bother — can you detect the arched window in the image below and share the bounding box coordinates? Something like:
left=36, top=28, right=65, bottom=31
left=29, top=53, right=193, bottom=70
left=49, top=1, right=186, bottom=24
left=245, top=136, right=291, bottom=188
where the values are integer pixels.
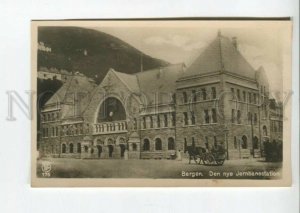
left=155, top=138, right=162, bottom=150
left=241, top=136, right=248, bottom=149
left=77, top=143, right=81, bottom=153
left=168, top=137, right=175, bottom=150
left=98, top=97, right=126, bottom=122
left=62, top=144, right=66, bottom=153
left=253, top=136, right=259, bottom=149
left=263, top=126, right=268, bottom=136
left=84, top=146, right=88, bottom=153
left=132, top=143, right=137, bottom=151
left=69, top=143, right=74, bottom=153
left=143, top=139, right=150, bottom=151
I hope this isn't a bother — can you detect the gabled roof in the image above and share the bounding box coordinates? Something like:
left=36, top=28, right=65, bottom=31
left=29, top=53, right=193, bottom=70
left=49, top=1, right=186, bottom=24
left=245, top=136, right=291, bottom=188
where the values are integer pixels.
left=112, top=70, right=140, bottom=93
left=45, top=75, right=96, bottom=106
left=183, top=32, right=256, bottom=79
left=98, top=64, right=185, bottom=105
left=44, top=75, right=97, bottom=119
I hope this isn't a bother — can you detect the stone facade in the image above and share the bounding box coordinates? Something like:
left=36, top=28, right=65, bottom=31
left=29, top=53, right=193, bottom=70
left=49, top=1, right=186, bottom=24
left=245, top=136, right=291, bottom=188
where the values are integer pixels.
left=39, top=32, right=282, bottom=160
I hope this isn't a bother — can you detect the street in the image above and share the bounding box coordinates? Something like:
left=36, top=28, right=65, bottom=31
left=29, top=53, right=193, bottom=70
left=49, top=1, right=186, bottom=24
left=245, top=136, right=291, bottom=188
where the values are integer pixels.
left=37, top=157, right=282, bottom=179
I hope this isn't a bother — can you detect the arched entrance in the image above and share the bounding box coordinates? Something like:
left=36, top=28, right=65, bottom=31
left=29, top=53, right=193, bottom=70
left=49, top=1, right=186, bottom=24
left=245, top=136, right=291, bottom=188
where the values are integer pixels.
left=97, top=145, right=102, bottom=158
left=108, top=145, right=114, bottom=158
left=120, top=144, right=126, bottom=158
left=241, top=135, right=248, bottom=149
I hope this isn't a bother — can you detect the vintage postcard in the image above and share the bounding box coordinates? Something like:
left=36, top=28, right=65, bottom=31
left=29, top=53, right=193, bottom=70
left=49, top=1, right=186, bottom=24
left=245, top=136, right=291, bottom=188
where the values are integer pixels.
left=31, top=20, right=292, bottom=187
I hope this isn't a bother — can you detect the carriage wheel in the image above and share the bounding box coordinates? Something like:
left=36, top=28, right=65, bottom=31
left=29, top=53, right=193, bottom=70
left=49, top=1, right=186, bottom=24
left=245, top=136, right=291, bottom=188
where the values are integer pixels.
left=216, top=159, right=225, bottom=166
left=204, top=154, right=215, bottom=165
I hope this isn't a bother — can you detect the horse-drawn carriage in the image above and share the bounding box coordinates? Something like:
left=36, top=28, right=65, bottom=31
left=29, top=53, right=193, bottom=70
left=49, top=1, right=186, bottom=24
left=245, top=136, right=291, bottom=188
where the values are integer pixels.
left=185, top=145, right=226, bottom=166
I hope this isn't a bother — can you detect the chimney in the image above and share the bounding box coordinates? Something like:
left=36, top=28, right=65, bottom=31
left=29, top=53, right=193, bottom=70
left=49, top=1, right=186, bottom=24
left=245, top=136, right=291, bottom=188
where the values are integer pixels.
left=232, top=37, right=238, bottom=49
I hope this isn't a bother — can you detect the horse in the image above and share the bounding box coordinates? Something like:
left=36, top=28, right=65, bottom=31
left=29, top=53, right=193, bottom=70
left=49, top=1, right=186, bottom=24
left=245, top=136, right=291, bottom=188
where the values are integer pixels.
left=185, top=145, right=207, bottom=164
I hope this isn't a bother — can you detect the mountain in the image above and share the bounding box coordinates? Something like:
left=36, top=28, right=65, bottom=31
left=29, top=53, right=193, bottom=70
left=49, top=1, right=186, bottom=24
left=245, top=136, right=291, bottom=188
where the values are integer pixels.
left=37, top=26, right=169, bottom=83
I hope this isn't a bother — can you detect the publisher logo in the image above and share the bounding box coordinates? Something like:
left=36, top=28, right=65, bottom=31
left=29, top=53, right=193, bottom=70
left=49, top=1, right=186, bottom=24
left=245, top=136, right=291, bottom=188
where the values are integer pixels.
left=41, top=161, right=52, bottom=177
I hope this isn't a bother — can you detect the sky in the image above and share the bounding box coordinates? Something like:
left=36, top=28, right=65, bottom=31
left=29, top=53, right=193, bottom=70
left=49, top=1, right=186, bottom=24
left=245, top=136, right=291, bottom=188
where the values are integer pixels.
left=91, top=21, right=291, bottom=97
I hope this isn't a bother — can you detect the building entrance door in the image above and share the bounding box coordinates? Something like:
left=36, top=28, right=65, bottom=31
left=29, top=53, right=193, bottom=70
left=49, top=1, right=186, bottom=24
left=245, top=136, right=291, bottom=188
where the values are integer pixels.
left=120, top=144, right=126, bottom=158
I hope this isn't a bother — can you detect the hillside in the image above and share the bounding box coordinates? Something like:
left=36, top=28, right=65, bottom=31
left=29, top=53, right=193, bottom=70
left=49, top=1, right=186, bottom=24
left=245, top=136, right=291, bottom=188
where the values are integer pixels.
left=38, top=26, right=169, bottom=83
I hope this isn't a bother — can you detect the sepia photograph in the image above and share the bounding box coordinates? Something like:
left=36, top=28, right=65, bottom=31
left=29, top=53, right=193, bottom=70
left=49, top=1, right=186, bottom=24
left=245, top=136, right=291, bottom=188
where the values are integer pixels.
left=31, top=20, right=292, bottom=187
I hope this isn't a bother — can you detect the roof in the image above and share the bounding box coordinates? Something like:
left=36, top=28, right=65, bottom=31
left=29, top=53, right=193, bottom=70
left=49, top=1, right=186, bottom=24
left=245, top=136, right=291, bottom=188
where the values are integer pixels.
left=112, top=70, right=140, bottom=93
left=135, top=63, right=185, bottom=104
left=183, top=32, right=256, bottom=79
left=104, top=64, right=185, bottom=105
left=44, top=75, right=97, bottom=119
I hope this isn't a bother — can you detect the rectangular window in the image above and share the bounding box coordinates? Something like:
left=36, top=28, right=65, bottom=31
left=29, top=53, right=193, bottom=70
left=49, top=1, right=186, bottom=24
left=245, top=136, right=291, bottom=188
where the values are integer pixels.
left=183, top=112, right=188, bottom=125
left=237, top=110, right=241, bottom=124
left=243, top=91, right=246, bottom=102
left=202, top=88, right=207, bottom=100
left=204, top=110, right=210, bottom=124
left=133, top=118, right=137, bottom=130
left=191, top=112, right=196, bottom=125
left=171, top=112, right=176, bottom=126
left=205, top=136, right=209, bottom=149
left=192, top=137, right=195, bottom=147
left=211, top=87, right=216, bottom=99
left=212, top=108, right=217, bottom=123
left=248, top=112, right=252, bottom=124
left=172, top=94, right=176, bottom=104
left=150, top=116, right=153, bottom=128
left=237, top=89, right=240, bottom=101
left=248, top=92, right=252, bottom=103
left=253, top=93, right=257, bottom=104
left=254, top=113, right=257, bottom=125
left=164, top=114, right=168, bottom=127
left=231, top=88, right=235, bottom=99
left=143, top=117, right=146, bottom=129
left=157, top=115, right=160, bottom=128
left=192, top=90, right=197, bottom=102
left=234, top=136, right=238, bottom=149
left=183, top=92, right=187, bottom=103
left=231, top=109, right=235, bottom=123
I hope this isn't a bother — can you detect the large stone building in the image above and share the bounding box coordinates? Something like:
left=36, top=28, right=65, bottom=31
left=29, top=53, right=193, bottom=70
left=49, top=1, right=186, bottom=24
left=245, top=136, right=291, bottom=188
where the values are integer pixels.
left=39, top=32, right=282, bottom=160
